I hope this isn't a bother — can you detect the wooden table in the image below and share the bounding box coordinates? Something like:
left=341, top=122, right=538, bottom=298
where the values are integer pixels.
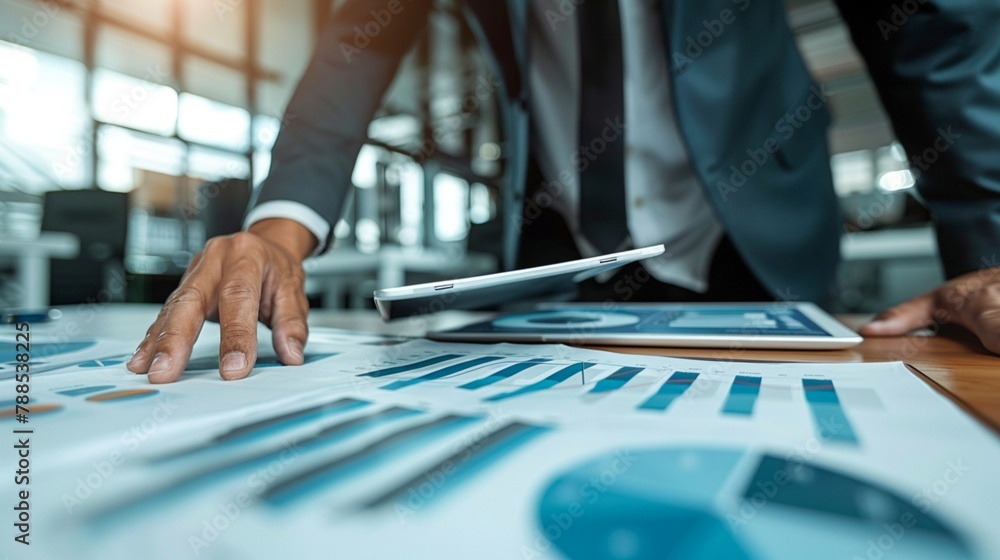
left=309, top=310, right=1000, bottom=433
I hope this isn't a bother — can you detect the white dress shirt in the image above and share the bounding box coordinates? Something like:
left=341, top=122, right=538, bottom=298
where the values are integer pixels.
left=527, top=0, right=723, bottom=292
left=248, top=0, right=723, bottom=291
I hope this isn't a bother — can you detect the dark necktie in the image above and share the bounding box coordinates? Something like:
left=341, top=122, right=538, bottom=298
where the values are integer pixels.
left=577, top=0, right=628, bottom=253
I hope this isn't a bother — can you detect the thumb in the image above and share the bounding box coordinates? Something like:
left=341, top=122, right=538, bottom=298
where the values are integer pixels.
left=860, top=293, right=936, bottom=336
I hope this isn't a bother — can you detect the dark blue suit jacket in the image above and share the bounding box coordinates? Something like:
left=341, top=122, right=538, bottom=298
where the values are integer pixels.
left=253, top=0, right=1000, bottom=303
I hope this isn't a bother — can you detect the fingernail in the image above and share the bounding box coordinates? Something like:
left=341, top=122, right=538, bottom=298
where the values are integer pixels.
left=221, top=351, right=248, bottom=378
left=126, top=349, right=142, bottom=371
left=147, top=353, right=172, bottom=381
left=288, top=338, right=304, bottom=361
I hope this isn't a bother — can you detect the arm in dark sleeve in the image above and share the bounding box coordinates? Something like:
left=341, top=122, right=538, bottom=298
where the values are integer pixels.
left=834, top=0, right=1000, bottom=277
left=251, top=0, right=433, bottom=251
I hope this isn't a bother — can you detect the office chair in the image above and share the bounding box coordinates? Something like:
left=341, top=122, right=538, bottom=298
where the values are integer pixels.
left=41, top=189, right=129, bottom=305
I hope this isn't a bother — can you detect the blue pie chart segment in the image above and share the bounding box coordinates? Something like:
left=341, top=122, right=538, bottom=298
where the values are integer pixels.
left=537, top=448, right=973, bottom=560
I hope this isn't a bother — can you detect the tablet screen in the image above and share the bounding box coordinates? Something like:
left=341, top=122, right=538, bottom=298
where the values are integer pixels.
left=441, top=305, right=831, bottom=337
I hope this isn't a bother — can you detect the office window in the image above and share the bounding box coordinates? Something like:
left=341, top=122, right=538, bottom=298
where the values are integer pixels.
left=96, top=126, right=186, bottom=192
left=397, top=161, right=424, bottom=246
left=251, top=114, right=279, bottom=186
left=369, top=114, right=422, bottom=146
left=0, top=41, right=90, bottom=190
left=253, top=114, right=281, bottom=150
left=182, top=0, right=247, bottom=60
left=469, top=182, right=492, bottom=224
left=0, top=2, right=85, bottom=60
left=252, top=151, right=271, bottom=187
left=831, top=150, right=874, bottom=196
left=183, top=57, right=248, bottom=109
left=178, top=93, right=251, bottom=151
left=101, top=0, right=173, bottom=35
left=92, top=68, right=178, bottom=136
left=258, top=0, right=311, bottom=114
left=95, top=26, right=174, bottom=83
left=188, top=146, right=251, bottom=183
left=352, top=145, right=382, bottom=190
left=434, top=173, right=469, bottom=242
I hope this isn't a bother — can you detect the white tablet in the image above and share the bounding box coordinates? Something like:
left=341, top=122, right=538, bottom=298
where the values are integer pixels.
left=427, top=302, right=863, bottom=349
left=373, top=245, right=666, bottom=320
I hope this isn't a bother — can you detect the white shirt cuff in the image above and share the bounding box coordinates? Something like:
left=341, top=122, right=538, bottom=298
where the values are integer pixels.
left=243, top=201, right=331, bottom=257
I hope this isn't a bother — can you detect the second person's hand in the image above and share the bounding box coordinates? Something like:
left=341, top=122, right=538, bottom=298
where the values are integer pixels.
left=126, top=218, right=318, bottom=383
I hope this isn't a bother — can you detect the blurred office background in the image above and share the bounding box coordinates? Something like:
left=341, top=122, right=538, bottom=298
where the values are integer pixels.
left=0, top=0, right=942, bottom=312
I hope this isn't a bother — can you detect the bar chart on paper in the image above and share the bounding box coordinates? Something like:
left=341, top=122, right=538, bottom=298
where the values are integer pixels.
left=345, top=343, right=864, bottom=446
left=20, top=337, right=1000, bottom=560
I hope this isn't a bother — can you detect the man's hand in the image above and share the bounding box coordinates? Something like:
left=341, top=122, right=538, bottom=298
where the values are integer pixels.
left=126, top=219, right=318, bottom=383
left=861, top=267, right=1000, bottom=354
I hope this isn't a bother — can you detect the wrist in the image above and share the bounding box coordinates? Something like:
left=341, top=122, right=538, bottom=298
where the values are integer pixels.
left=247, top=218, right=318, bottom=261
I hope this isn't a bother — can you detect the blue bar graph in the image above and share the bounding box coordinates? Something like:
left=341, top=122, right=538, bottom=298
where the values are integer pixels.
left=92, top=407, right=424, bottom=525
left=360, top=354, right=465, bottom=378
left=485, top=362, right=597, bottom=402
left=722, top=376, right=762, bottom=415
left=149, top=398, right=371, bottom=464
left=360, top=422, right=550, bottom=510
left=590, top=366, right=644, bottom=393
left=459, top=359, right=551, bottom=390
left=382, top=356, right=505, bottom=391
left=802, top=379, right=858, bottom=444
left=638, top=372, right=699, bottom=411
left=263, top=415, right=480, bottom=507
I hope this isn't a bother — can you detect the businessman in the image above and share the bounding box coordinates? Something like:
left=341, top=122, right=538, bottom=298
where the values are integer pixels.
left=127, top=0, right=1000, bottom=383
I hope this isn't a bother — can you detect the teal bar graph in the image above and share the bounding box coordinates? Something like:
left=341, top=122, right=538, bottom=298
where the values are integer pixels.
left=360, top=422, right=551, bottom=510
left=382, top=356, right=505, bottom=390
left=361, top=354, right=464, bottom=378
left=590, top=366, right=644, bottom=393
left=722, top=376, right=762, bottom=415
left=802, top=379, right=858, bottom=444
left=263, top=415, right=480, bottom=507
left=459, top=359, right=551, bottom=390
left=485, top=362, right=597, bottom=402
left=638, top=371, right=699, bottom=411
left=93, top=407, right=423, bottom=524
